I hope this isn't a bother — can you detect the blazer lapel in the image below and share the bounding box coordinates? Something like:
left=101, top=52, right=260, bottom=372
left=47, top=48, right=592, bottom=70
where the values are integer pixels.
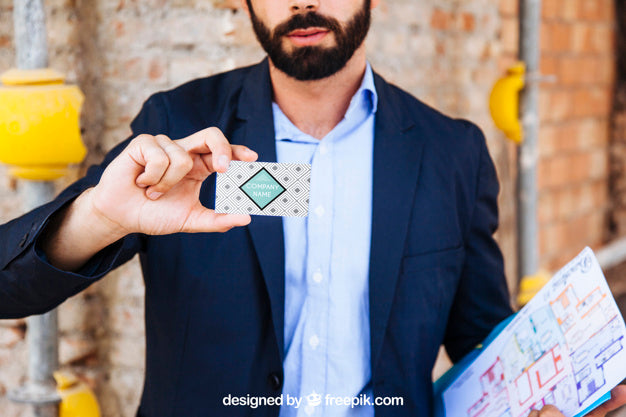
left=369, top=74, right=425, bottom=372
left=231, top=60, right=287, bottom=360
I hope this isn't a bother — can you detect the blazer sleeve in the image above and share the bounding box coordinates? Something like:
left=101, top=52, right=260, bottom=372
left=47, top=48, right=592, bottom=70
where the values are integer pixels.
left=0, top=94, right=168, bottom=319
left=443, top=126, right=514, bottom=362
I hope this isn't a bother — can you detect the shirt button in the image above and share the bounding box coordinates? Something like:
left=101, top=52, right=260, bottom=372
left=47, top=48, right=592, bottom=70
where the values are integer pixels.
left=319, top=143, right=328, bottom=155
left=309, top=334, right=320, bottom=349
left=313, top=272, right=323, bottom=283
left=315, top=206, right=325, bottom=217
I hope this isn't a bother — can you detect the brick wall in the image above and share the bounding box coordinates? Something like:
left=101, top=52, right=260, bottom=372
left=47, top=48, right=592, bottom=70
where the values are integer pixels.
left=0, top=0, right=571, bottom=414
left=537, top=0, right=615, bottom=270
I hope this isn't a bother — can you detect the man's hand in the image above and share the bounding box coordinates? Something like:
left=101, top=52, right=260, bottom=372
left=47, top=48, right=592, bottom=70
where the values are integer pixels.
left=41, top=127, right=257, bottom=271
left=90, top=127, right=257, bottom=236
left=528, top=386, right=626, bottom=417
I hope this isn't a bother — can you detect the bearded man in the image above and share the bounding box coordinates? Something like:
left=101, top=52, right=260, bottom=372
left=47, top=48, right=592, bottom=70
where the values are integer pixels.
left=1, top=1, right=624, bottom=416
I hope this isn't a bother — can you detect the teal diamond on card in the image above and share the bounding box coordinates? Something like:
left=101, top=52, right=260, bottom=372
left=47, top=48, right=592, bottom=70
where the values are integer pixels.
left=240, top=168, right=286, bottom=210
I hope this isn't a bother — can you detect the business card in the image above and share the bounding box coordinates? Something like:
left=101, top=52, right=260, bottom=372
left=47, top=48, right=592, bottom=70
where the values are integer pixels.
left=215, top=161, right=311, bottom=217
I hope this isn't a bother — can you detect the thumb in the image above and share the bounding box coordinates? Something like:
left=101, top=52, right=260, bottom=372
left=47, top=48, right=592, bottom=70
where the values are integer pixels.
left=181, top=206, right=251, bottom=233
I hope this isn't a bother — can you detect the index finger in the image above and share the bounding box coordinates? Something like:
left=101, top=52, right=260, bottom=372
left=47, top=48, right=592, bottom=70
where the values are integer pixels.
left=177, top=127, right=232, bottom=172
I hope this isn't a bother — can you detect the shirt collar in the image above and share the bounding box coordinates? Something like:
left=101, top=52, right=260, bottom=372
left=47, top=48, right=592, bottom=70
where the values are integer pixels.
left=347, top=61, right=378, bottom=118
left=274, top=62, right=378, bottom=143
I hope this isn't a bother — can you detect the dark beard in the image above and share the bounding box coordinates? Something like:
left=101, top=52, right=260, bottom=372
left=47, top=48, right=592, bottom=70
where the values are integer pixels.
left=247, top=0, right=371, bottom=81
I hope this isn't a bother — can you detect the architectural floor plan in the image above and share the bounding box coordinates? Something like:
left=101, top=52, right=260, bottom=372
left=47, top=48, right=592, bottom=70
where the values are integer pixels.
left=441, top=248, right=626, bottom=417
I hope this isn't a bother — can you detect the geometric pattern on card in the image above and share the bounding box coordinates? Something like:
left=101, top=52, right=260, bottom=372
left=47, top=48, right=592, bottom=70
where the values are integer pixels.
left=215, top=161, right=311, bottom=217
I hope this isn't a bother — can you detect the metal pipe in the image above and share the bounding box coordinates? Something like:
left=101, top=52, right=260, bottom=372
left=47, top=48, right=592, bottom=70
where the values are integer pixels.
left=14, top=0, right=48, bottom=69
left=517, top=0, right=542, bottom=282
left=7, top=1, right=60, bottom=416
left=9, top=187, right=60, bottom=417
left=596, top=237, right=626, bottom=271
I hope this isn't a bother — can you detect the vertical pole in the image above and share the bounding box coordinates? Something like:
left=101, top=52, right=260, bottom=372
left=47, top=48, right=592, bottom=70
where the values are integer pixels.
left=14, top=0, right=49, bottom=69
left=10, top=1, right=60, bottom=416
left=19, top=183, right=59, bottom=417
left=517, top=0, right=542, bottom=282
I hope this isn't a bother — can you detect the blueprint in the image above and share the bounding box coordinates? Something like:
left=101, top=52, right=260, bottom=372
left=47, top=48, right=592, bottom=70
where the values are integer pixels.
left=442, top=247, right=626, bottom=417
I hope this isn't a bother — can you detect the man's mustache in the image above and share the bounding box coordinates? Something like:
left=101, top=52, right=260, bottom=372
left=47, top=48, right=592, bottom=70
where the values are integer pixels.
left=273, top=12, right=342, bottom=38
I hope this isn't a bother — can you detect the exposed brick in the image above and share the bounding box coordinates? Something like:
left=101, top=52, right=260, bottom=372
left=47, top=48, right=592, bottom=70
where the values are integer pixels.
left=597, top=0, right=615, bottom=21
left=587, top=210, right=608, bottom=246
left=109, top=303, right=145, bottom=337
left=214, top=0, right=241, bottom=9
left=542, top=210, right=608, bottom=271
left=0, top=327, right=24, bottom=349
left=538, top=152, right=595, bottom=190
left=542, top=89, right=575, bottom=122
left=498, top=55, right=520, bottom=73
left=539, top=220, right=569, bottom=259
left=540, top=55, right=559, bottom=77
left=578, top=0, right=606, bottom=21
left=59, top=293, right=105, bottom=333
left=570, top=23, right=591, bottom=54
left=540, top=22, right=551, bottom=53
left=499, top=0, right=518, bottom=16
left=542, top=0, right=560, bottom=20
left=558, top=56, right=588, bottom=85
left=560, top=0, right=579, bottom=21
left=539, top=191, right=557, bottom=224
left=108, top=335, right=145, bottom=368
left=589, top=148, right=609, bottom=179
left=430, top=8, right=451, bottom=31
left=461, top=12, right=476, bottom=32
left=539, top=122, right=590, bottom=157
left=572, top=88, right=612, bottom=118
left=148, top=57, right=166, bottom=82
left=590, top=25, right=615, bottom=55
left=578, top=118, right=610, bottom=148
left=596, top=56, right=617, bottom=86
left=59, top=336, right=97, bottom=366
left=546, top=21, right=572, bottom=52
left=591, top=180, right=610, bottom=210
left=0, top=319, right=25, bottom=328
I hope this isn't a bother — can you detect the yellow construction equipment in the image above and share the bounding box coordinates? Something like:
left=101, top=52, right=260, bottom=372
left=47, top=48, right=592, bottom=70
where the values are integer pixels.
left=517, top=270, right=551, bottom=307
left=0, top=68, right=86, bottom=180
left=54, top=371, right=101, bottom=417
left=489, top=63, right=525, bottom=144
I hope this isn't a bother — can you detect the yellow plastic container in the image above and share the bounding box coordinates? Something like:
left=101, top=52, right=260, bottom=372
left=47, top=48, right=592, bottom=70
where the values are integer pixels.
left=0, top=68, right=86, bottom=180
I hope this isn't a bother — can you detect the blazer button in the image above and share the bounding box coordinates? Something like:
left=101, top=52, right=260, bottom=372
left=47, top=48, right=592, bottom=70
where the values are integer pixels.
left=268, top=372, right=282, bottom=390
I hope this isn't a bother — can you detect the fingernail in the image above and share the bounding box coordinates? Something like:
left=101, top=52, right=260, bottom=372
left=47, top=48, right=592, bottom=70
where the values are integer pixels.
left=147, top=191, right=163, bottom=200
left=219, top=155, right=229, bottom=170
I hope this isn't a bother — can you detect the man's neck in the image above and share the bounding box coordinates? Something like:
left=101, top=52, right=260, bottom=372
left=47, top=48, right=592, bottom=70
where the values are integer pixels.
left=269, top=47, right=368, bottom=140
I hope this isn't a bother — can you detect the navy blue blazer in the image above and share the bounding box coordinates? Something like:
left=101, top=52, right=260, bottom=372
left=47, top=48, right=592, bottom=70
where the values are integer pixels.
left=0, top=60, right=512, bottom=416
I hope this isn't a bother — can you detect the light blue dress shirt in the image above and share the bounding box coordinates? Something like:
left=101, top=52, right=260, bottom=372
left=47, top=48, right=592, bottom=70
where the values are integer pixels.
left=275, top=63, right=378, bottom=417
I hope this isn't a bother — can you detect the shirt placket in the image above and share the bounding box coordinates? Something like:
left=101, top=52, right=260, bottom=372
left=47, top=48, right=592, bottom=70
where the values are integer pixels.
left=300, top=138, right=334, bottom=416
